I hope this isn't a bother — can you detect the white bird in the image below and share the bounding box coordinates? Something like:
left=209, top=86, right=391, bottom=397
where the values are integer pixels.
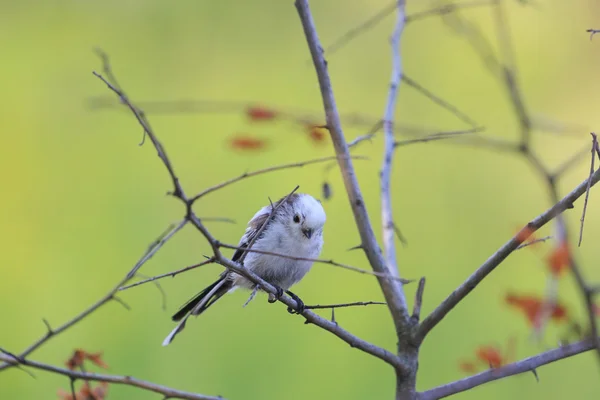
left=162, top=192, right=326, bottom=346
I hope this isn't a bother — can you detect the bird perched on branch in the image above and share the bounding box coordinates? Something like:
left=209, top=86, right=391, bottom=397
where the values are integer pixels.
left=163, top=192, right=326, bottom=346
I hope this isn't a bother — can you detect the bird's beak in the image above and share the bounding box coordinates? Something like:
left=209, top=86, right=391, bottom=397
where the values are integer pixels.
left=302, top=228, right=313, bottom=239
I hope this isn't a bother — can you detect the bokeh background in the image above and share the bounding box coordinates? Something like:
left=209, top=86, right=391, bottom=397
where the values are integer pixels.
left=2, top=0, right=600, bottom=399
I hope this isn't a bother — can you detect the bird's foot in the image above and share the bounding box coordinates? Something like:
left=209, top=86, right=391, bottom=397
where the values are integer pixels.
left=267, top=285, right=284, bottom=303
left=285, top=290, right=305, bottom=314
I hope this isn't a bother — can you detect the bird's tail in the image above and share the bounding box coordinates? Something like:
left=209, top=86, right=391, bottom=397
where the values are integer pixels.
left=171, top=277, right=232, bottom=322
left=162, top=277, right=232, bottom=346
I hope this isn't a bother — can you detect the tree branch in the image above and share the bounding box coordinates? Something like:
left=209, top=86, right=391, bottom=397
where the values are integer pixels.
left=419, top=338, right=598, bottom=400
left=416, top=166, right=600, bottom=342
left=217, top=243, right=413, bottom=283
left=0, top=353, right=221, bottom=400
left=189, top=155, right=367, bottom=203
left=0, top=220, right=186, bottom=372
left=92, top=59, right=405, bottom=370
left=380, top=0, right=407, bottom=299
left=295, top=0, right=411, bottom=348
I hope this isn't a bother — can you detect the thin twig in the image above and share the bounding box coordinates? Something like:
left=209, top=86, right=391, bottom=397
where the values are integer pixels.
left=93, top=71, right=187, bottom=200
left=416, top=166, right=600, bottom=342
left=305, top=301, right=386, bottom=310
left=578, top=133, right=597, bottom=246
left=216, top=243, right=413, bottom=284
left=0, top=221, right=186, bottom=371
left=0, top=353, right=220, bottom=400
left=189, top=156, right=366, bottom=203
left=380, top=0, right=408, bottom=313
left=419, top=338, right=599, bottom=399
left=94, top=53, right=406, bottom=370
left=394, top=128, right=482, bottom=147
left=321, top=0, right=491, bottom=59
left=515, top=235, right=552, bottom=250
left=118, top=258, right=216, bottom=292
left=401, top=75, right=479, bottom=128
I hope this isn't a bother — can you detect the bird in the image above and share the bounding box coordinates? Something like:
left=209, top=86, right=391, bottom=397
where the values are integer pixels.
left=162, top=192, right=326, bottom=346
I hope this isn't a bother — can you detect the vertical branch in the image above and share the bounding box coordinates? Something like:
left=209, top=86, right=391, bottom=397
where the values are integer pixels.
left=295, top=0, right=411, bottom=342
left=381, top=0, right=407, bottom=284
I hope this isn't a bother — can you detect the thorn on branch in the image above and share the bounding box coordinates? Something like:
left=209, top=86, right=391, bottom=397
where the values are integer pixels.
left=578, top=132, right=597, bottom=247
left=412, top=277, right=426, bottom=323
left=587, top=29, right=600, bottom=41
left=531, top=368, right=539, bottom=382
left=347, top=244, right=363, bottom=251
left=392, top=222, right=408, bottom=246
left=111, top=296, right=131, bottom=311
left=42, top=318, right=53, bottom=335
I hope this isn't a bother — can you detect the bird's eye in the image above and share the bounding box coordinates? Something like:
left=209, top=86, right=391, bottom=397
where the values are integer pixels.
left=293, top=214, right=300, bottom=223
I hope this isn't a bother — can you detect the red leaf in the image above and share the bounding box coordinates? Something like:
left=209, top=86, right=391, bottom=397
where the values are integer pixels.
left=476, top=345, right=503, bottom=368
left=547, top=241, right=570, bottom=276
left=246, top=106, right=277, bottom=122
left=85, top=352, right=109, bottom=369
left=306, top=125, right=327, bottom=144
left=65, top=349, right=85, bottom=370
left=229, top=135, right=267, bottom=151
left=505, top=293, right=569, bottom=327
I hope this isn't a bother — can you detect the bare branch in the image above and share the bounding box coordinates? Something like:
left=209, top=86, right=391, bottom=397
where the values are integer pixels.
left=190, top=156, right=366, bottom=203
left=394, top=128, right=482, bottom=147
left=305, top=301, right=386, bottom=310
left=405, top=0, right=492, bottom=24
left=0, top=221, right=186, bottom=371
left=119, top=258, right=216, bottom=292
left=93, top=71, right=187, bottom=200
left=401, top=75, right=479, bottom=128
left=380, top=0, right=409, bottom=315
left=321, top=0, right=491, bottom=59
left=419, top=338, right=599, bottom=400
left=416, top=166, right=600, bottom=342
left=93, top=53, right=406, bottom=367
left=295, top=0, right=411, bottom=342
left=217, top=243, right=413, bottom=284
left=0, top=353, right=221, bottom=400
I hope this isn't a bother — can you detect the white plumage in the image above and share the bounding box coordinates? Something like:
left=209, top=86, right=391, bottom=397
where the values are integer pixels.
left=162, top=193, right=326, bottom=346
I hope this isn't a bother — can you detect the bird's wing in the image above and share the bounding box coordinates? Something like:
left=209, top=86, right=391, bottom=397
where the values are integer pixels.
left=231, top=193, right=298, bottom=263
left=231, top=207, right=271, bottom=263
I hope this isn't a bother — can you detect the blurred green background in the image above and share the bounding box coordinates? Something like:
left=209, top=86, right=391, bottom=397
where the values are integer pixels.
left=2, top=0, right=600, bottom=399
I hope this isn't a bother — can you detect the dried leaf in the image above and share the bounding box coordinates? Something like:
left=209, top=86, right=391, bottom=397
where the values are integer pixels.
left=246, top=106, right=277, bottom=121
left=229, top=135, right=267, bottom=151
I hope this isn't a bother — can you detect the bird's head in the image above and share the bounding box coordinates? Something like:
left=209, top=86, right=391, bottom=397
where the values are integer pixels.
left=285, top=193, right=326, bottom=241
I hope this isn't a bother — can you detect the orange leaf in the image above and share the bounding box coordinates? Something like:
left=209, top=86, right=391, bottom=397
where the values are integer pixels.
left=246, top=106, right=277, bottom=122
left=505, top=293, right=569, bottom=327
left=65, top=349, right=85, bottom=370
left=91, top=382, right=109, bottom=400
left=85, top=352, right=109, bottom=369
left=476, top=345, right=503, bottom=368
left=547, top=241, right=570, bottom=276
left=229, top=135, right=267, bottom=151
left=306, top=125, right=327, bottom=144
